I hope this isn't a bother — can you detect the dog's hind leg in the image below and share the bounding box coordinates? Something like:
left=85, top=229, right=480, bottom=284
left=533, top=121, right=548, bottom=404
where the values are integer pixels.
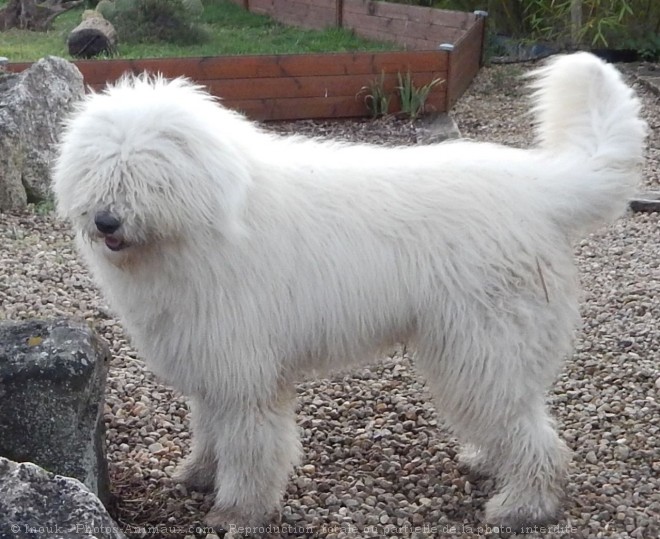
left=414, top=318, right=571, bottom=531
left=480, top=400, right=570, bottom=531
left=204, top=387, right=301, bottom=530
left=173, top=395, right=218, bottom=491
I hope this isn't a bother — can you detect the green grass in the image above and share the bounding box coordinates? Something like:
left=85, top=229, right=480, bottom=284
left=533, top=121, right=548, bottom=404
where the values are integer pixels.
left=0, top=0, right=397, bottom=61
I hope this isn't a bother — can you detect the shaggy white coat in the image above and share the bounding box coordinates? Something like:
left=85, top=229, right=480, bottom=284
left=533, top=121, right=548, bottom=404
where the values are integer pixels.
left=53, top=52, right=646, bottom=530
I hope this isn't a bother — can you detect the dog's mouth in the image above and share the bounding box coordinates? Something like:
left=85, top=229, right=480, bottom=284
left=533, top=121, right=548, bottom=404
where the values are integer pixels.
left=98, top=234, right=128, bottom=252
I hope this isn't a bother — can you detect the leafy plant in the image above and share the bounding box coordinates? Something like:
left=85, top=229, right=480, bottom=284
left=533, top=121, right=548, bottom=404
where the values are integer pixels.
left=33, top=199, right=56, bottom=215
left=576, top=0, right=634, bottom=47
left=359, top=71, right=392, bottom=118
left=392, top=0, right=660, bottom=57
left=620, top=31, right=660, bottom=60
left=104, top=0, right=208, bottom=45
left=396, top=71, right=443, bottom=120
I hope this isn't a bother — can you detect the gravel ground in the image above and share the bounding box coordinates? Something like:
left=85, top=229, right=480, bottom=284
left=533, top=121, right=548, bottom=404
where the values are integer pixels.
left=0, top=62, right=658, bottom=539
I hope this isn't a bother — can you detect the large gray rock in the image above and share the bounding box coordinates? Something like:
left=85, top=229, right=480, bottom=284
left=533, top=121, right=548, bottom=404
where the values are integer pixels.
left=415, top=113, right=461, bottom=144
left=0, top=457, right=126, bottom=539
left=0, top=56, right=84, bottom=210
left=0, top=319, right=111, bottom=504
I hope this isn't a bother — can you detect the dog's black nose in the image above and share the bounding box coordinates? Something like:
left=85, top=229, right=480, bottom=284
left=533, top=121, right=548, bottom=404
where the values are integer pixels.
left=94, top=211, right=121, bottom=234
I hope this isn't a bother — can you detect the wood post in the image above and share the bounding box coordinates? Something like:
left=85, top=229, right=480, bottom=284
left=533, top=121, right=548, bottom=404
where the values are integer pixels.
left=336, top=0, right=343, bottom=28
left=474, top=11, right=488, bottom=67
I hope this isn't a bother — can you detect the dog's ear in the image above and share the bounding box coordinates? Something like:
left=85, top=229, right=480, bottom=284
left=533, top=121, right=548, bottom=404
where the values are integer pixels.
left=201, top=140, right=253, bottom=241
left=159, top=117, right=253, bottom=240
left=131, top=75, right=256, bottom=240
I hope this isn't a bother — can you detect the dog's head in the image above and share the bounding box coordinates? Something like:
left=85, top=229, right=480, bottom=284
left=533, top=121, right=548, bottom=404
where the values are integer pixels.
left=53, top=75, right=252, bottom=264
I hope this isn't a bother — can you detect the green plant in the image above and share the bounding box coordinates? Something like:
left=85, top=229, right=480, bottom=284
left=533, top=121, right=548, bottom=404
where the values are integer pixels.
left=96, top=0, right=115, bottom=18
left=620, top=31, right=660, bottom=60
left=359, top=71, right=392, bottom=118
left=576, top=0, right=634, bottom=47
left=106, top=0, right=208, bottom=45
left=497, top=0, right=656, bottom=50
left=396, top=71, right=443, bottom=120
left=33, top=199, right=56, bottom=215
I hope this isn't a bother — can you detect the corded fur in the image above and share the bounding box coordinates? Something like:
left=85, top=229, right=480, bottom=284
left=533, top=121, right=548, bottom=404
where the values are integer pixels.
left=53, top=53, right=645, bottom=530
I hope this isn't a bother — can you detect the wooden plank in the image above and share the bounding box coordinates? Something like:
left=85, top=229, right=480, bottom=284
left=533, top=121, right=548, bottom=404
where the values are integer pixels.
left=82, top=70, right=445, bottom=101
left=343, top=0, right=474, bottom=29
left=208, top=74, right=369, bottom=100
left=228, top=86, right=447, bottom=121
left=74, top=89, right=448, bottom=121
left=245, top=0, right=339, bottom=29
left=246, top=0, right=473, bottom=42
left=278, top=0, right=338, bottom=10
left=223, top=72, right=446, bottom=119
left=30, top=51, right=445, bottom=85
left=75, top=84, right=446, bottom=120
left=343, top=12, right=465, bottom=47
left=228, top=95, right=372, bottom=121
left=82, top=72, right=446, bottom=120
left=205, top=70, right=445, bottom=100
left=346, top=27, right=436, bottom=51
left=5, top=62, right=32, bottom=74
left=264, top=0, right=335, bottom=9
left=8, top=51, right=447, bottom=81
left=249, top=0, right=275, bottom=15
left=268, top=1, right=337, bottom=29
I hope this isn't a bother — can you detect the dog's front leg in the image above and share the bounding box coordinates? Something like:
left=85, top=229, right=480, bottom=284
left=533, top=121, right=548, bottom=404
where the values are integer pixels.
left=173, top=395, right=218, bottom=491
left=204, top=388, right=301, bottom=531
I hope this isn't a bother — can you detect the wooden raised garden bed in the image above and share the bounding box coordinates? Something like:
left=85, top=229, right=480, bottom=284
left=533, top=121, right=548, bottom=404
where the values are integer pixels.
left=7, top=1, right=486, bottom=121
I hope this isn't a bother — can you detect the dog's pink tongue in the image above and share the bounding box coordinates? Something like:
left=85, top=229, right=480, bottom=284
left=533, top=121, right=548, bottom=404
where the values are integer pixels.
left=105, top=236, right=122, bottom=250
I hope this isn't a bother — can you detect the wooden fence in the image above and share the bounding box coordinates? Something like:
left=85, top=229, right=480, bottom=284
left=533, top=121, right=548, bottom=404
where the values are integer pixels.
left=240, top=0, right=479, bottom=51
left=7, top=1, right=486, bottom=121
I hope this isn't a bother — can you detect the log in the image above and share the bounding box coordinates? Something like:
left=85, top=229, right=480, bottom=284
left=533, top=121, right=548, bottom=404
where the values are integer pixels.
left=67, top=11, right=117, bottom=59
left=0, top=0, right=84, bottom=31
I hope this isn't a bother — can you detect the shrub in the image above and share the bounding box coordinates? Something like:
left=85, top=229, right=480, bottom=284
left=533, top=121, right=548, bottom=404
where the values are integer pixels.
left=103, top=0, right=208, bottom=45
left=96, top=0, right=116, bottom=19
left=386, top=1, right=660, bottom=59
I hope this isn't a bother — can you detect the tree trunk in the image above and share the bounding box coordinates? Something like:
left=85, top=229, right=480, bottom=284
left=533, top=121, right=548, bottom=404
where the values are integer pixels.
left=68, top=11, right=117, bottom=58
left=0, top=0, right=85, bottom=31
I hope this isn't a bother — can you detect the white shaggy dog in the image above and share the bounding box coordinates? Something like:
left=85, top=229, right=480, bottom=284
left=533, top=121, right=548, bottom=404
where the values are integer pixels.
left=53, top=53, right=645, bottom=530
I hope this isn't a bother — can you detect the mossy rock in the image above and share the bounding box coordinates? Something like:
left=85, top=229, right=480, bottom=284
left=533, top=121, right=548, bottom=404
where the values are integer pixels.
left=96, top=0, right=116, bottom=19
left=181, top=0, right=203, bottom=17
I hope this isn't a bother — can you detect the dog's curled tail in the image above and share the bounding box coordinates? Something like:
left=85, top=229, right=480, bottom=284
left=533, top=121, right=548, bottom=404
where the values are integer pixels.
left=530, top=52, right=646, bottom=233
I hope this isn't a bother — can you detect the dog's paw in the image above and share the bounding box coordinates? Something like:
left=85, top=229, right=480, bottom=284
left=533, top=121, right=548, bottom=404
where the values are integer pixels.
left=485, top=489, right=562, bottom=532
left=204, top=508, right=242, bottom=534
left=204, top=506, right=277, bottom=534
left=457, top=445, right=492, bottom=477
left=172, top=458, right=215, bottom=491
